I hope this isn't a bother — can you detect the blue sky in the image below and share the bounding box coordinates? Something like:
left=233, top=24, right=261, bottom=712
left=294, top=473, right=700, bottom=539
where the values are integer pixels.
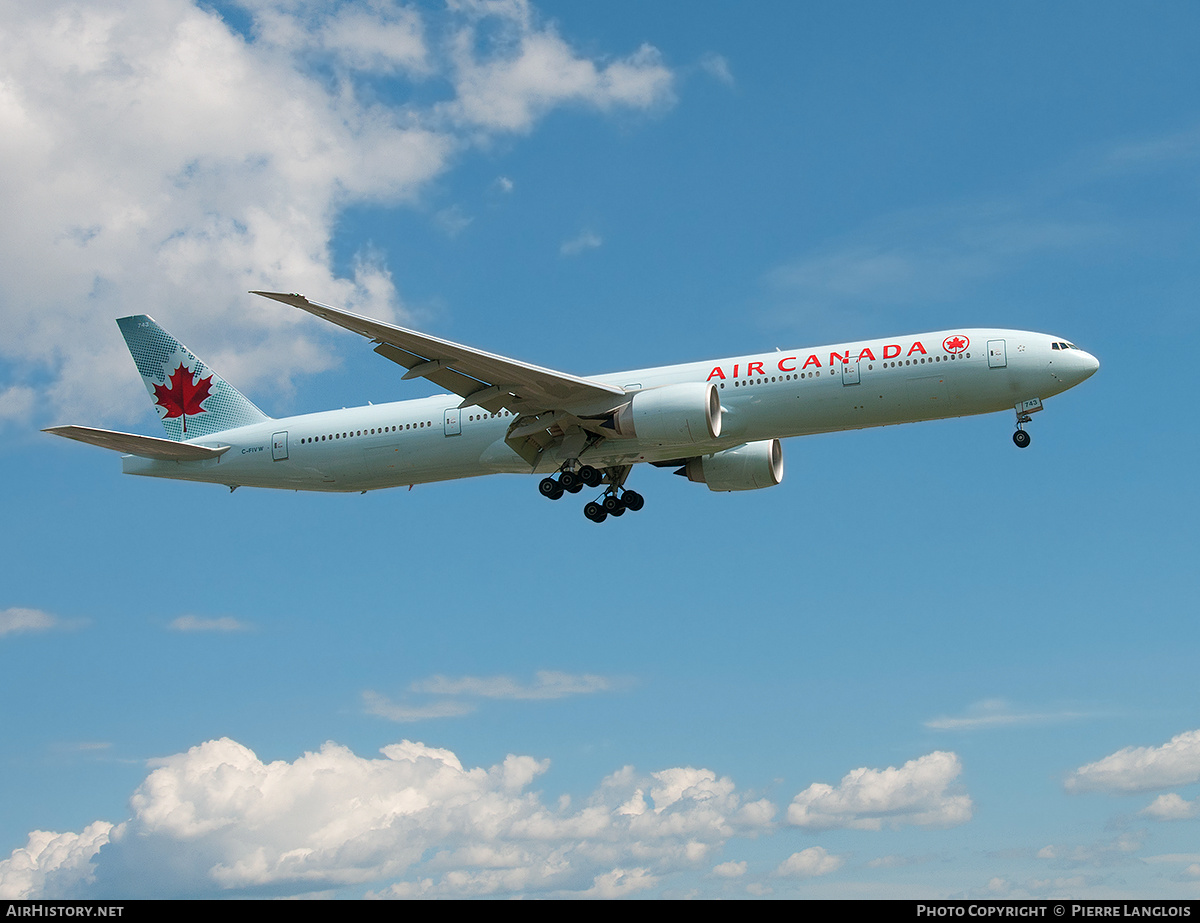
left=1, top=0, right=1198, bottom=899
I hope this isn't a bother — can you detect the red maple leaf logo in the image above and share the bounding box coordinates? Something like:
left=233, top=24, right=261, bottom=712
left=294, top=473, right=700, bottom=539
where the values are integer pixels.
left=153, top=364, right=212, bottom=433
left=943, top=335, right=969, bottom=354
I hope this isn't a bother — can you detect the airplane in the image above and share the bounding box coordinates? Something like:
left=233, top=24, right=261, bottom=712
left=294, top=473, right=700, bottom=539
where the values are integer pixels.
left=44, top=291, right=1100, bottom=523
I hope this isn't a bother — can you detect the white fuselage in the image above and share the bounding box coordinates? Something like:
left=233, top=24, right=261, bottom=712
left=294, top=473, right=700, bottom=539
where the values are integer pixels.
left=121, top=328, right=1099, bottom=492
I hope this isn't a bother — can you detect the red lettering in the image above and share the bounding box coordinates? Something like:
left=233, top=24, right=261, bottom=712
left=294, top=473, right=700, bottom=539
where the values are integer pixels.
left=857, top=347, right=876, bottom=361
left=801, top=354, right=821, bottom=369
left=907, top=341, right=927, bottom=356
left=830, top=350, right=850, bottom=365
left=747, top=361, right=765, bottom=376
left=732, top=363, right=739, bottom=378
left=883, top=344, right=900, bottom=359
left=706, top=366, right=726, bottom=381
left=777, top=356, right=796, bottom=372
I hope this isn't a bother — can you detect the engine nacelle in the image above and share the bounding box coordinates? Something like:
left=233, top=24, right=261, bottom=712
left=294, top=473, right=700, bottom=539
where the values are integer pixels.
left=682, top=439, right=784, bottom=492
left=609, top=382, right=722, bottom=446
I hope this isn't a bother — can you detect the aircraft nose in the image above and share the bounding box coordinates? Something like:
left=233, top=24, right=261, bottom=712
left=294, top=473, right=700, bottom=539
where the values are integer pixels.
left=1046, top=345, right=1099, bottom=388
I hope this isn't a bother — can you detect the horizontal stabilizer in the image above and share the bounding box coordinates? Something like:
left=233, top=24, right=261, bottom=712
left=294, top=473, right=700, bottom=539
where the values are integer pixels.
left=43, top=426, right=230, bottom=461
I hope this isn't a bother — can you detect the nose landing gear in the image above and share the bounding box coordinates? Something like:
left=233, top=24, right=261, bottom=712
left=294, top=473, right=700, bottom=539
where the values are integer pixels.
left=1012, top=397, right=1043, bottom=449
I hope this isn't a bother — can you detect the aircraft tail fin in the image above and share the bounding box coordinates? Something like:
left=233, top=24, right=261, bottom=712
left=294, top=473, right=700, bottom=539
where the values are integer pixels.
left=116, top=315, right=270, bottom=440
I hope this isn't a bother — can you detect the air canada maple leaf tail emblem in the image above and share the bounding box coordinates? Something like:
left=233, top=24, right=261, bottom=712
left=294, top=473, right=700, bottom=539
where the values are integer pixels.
left=153, top=364, right=213, bottom=434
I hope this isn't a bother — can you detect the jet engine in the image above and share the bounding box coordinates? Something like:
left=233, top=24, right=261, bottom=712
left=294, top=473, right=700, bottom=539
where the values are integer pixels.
left=680, top=439, right=783, bottom=491
left=606, top=382, right=722, bottom=446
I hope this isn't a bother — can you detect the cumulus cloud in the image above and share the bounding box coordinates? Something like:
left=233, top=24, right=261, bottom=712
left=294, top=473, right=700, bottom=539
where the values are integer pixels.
left=0, top=0, right=675, bottom=427
left=712, top=859, right=746, bottom=878
left=445, top=1, right=674, bottom=134
left=0, top=736, right=778, bottom=898
left=787, top=751, right=972, bottom=831
left=774, top=846, right=844, bottom=879
left=1141, top=793, right=1199, bottom=822
left=1066, top=730, right=1200, bottom=794
left=0, top=823, right=116, bottom=900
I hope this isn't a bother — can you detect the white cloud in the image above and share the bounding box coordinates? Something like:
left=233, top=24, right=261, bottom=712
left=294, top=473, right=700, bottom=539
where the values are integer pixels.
left=168, top=615, right=251, bottom=633
left=787, top=751, right=972, bottom=831
left=445, top=1, right=674, bottom=134
left=0, top=0, right=674, bottom=427
left=366, top=670, right=625, bottom=722
left=560, top=229, right=602, bottom=255
left=434, top=204, right=474, bottom=237
left=362, top=691, right=476, bottom=722
left=925, top=698, right=1092, bottom=731
left=774, top=846, right=844, bottom=879
left=1036, top=833, right=1144, bottom=867
left=1141, top=793, right=1199, bottom=821
left=0, top=736, right=776, bottom=898
left=0, top=386, right=36, bottom=424
left=699, top=52, right=734, bottom=86
left=576, top=867, right=658, bottom=898
left=0, top=608, right=63, bottom=637
left=712, top=859, right=746, bottom=878
left=867, top=854, right=928, bottom=869
left=0, top=823, right=115, bottom=900
left=1066, top=730, right=1200, bottom=794
left=411, top=670, right=619, bottom=700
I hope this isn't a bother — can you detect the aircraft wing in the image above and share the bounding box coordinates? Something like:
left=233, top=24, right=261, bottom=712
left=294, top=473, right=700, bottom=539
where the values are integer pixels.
left=44, top=426, right=231, bottom=461
left=251, top=292, right=625, bottom=417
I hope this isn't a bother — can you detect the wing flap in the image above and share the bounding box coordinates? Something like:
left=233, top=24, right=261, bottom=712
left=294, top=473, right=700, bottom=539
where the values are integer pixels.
left=254, top=291, right=625, bottom=416
left=44, top=426, right=230, bottom=461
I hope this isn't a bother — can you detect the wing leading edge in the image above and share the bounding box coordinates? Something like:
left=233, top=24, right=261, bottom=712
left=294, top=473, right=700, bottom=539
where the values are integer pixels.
left=253, top=292, right=632, bottom=466
left=252, top=292, right=624, bottom=417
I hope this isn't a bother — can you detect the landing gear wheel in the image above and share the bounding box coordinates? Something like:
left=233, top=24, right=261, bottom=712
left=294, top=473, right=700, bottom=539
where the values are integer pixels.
left=578, top=465, right=602, bottom=488
left=583, top=501, right=607, bottom=523
left=621, top=490, right=644, bottom=512
left=539, top=477, right=564, bottom=500
left=1013, top=430, right=1031, bottom=449
left=559, top=470, right=581, bottom=491
left=602, top=494, right=624, bottom=515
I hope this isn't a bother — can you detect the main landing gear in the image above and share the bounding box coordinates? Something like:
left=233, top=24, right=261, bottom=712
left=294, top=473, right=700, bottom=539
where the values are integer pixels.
left=538, top=464, right=644, bottom=523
